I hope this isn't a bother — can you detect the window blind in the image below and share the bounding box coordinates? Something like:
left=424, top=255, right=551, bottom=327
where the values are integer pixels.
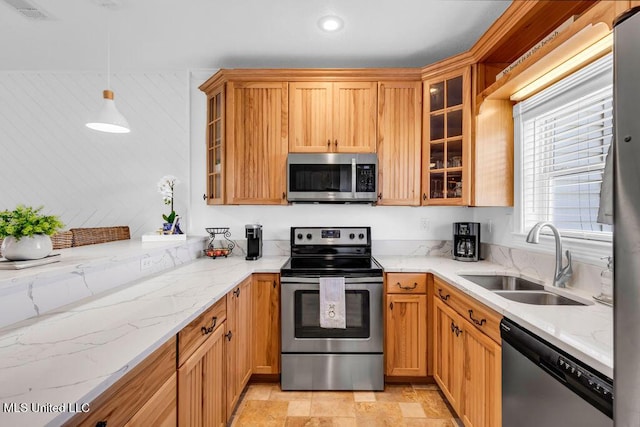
left=516, top=54, right=613, bottom=241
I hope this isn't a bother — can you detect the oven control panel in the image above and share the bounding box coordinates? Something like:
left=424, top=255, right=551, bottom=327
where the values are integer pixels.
left=292, top=227, right=369, bottom=245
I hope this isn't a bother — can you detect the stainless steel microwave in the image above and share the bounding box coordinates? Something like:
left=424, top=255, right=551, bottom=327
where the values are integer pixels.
left=287, top=153, right=378, bottom=202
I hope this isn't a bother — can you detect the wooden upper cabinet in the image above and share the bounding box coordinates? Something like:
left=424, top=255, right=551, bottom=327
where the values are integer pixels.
left=205, top=85, right=225, bottom=205
left=226, top=81, right=288, bottom=204
left=333, top=82, right=377, bottom=152
left=289, top=82, right=333, bottom=152
left=422, top=67, right=472, bottom=206
left=289, top=81, right=377, bottom=153
left=377, top=81, right=422, bottom=205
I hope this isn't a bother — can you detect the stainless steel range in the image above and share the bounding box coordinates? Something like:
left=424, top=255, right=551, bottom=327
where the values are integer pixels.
left=280, top=226, right=384, bottom=391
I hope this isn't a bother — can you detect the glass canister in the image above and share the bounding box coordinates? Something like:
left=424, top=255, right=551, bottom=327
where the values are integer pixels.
left=594, top=256, right=613, bottom=306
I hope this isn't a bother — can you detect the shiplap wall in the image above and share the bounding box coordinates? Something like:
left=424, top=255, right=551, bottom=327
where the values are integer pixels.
left=0, top=72, right=189, bottom=237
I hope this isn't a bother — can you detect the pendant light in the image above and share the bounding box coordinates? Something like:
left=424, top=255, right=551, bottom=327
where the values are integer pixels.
left=86, top=24, right=130, bottom=134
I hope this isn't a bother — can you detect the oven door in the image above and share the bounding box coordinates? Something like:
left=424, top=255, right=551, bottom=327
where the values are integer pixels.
left=281, top=277, right=383, bottom=354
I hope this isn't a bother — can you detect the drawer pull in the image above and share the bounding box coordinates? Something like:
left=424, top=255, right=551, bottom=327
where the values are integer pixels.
left=438, top=289, right=450, bottom=301
left=468, top=309, right=486, bottom=326
left=233, top=287, right=241, bottom=297
left=225, top=330, right=233, bottom=341
left=201, top=316, right=218, bottom=335
left=396, top=281, right=418, bottom=291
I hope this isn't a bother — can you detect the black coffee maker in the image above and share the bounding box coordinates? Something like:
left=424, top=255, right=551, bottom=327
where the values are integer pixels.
left=245, top=224, right=263, bottom=260
left=453, top=222, right=480, bottom=262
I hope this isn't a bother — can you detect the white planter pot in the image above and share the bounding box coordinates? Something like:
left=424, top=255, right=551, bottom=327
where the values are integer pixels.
left=1, top=235, right=53, bottom=261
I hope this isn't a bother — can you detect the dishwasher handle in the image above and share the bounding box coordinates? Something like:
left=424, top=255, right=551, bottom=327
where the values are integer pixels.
left=538, top=359, right=567, bottom=384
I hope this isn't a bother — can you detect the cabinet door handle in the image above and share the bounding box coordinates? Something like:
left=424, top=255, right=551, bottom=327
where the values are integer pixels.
left=327, top=139, right=331, bottom=148
left=389, top=302, right=394, bottom=310
left=451, top=322, right=462, bottom=336
left=203, top=193, right=208, bottom=201
left=282, top=192, right=286, bottom=200
left=396, top=281, right=418, bottom=291
left=438, top=289, right=450, bottom=301
left=96, top=422, right=107, bottom=427
left=273, top=280, right=277, bottom=289
left=225, top=330, right=233, bottom=341
left=233, top=287, right=240, bottom=297
left=423, top=193, right=427, bottom=201
left=468, top=309, right=486, bottom=326
left=378, top=193, right=382, bottom=200
left=201, top=316, right=218, bottom=335
left=334, top=139, right=338, bottom=147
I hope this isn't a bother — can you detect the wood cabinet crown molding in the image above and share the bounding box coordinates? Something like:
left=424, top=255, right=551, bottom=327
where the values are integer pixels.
left=199, top=68, right=422, bottom=93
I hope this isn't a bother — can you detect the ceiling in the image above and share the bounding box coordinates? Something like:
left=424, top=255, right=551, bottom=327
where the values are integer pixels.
left=0, top=0, right=511, bottom=72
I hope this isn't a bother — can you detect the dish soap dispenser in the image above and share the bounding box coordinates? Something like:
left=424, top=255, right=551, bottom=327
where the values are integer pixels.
left=594, top=256, right=613, bottom=306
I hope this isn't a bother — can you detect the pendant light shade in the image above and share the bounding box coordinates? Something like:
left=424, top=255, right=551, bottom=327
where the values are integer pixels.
left=86, top=90, right=130, bottom=133
left=86, top=20, right=130, bottom=134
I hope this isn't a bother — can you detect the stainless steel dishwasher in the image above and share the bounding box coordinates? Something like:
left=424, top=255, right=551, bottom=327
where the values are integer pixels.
left=501, top=318, right=613, bottom=426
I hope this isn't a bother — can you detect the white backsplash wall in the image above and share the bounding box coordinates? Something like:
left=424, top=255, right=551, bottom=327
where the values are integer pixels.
left=0, top=71, right=190, bottom=237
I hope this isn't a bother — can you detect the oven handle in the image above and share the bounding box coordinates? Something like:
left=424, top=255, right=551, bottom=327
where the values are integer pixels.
left=281, top=276, right=383, bottom=284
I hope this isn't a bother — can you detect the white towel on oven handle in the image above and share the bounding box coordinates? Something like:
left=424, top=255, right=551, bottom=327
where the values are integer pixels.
left=319, top=277, right=346, bottom=329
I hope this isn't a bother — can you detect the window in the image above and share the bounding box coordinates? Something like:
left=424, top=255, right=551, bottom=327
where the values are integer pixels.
left=515, top=54, right=613, bottom=242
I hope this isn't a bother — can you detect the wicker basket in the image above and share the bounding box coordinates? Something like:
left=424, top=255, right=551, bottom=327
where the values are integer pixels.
left=70, top=226, right=131, bottom=247
left=51, top=231, right=73, bottom=249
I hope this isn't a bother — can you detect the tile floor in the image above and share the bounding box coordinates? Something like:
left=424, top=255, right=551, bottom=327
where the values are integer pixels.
left=230, top=383, right=462, bottom=427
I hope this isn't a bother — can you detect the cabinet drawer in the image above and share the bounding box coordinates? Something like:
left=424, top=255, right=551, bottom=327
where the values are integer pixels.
left=64, top=338, right=176, bottom=427
left=178, top=296, right=227, bottom=366
left=433, top=277, right=501, bottom=344
left=386, top=273, right=427, bottom=294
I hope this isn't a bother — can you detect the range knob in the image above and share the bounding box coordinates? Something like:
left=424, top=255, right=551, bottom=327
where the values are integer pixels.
left=306, top=233, right=312, bottom=240
left=358, top=233, right=365, bottom=239
left=349, top=233, right=355, bottom=239
left=297, top=233, right=303, bottom=240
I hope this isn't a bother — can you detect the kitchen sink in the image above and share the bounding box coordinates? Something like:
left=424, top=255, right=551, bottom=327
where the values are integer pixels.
left=493, top=291, right=587, bottom=306
left=460, top=274, right=544, bottom=291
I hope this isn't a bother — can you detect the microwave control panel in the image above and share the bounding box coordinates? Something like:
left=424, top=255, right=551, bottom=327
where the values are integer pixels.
left=356, top=164, right=376, bottom=193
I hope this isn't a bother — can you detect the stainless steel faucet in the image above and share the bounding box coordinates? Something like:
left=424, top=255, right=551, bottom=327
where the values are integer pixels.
left=526, top=222, right=573, bottom=288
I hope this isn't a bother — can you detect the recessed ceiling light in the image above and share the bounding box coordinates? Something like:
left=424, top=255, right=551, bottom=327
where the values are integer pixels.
left=318, top=15, right=344, bottom=32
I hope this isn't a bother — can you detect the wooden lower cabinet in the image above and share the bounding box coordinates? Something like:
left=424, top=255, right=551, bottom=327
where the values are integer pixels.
left=178, top=323, right=226, bottom=427
left=462, top=323, right=501, bottom=427
left=433, top=296, right=501, bottom=427
left=252, top=273, right=280, bottom=374
left=433, top=298, right=464, bottom=410
left=126, top=373, right=177, bottom=427
left=385, top=294, right=427, bottom=376
left=63, top=339, right=177, bottom=427
left=226, top=277, right=253, bottom=416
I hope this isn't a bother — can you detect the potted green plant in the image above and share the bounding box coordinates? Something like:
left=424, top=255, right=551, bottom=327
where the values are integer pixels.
left=0, top=205, right=64, bottom=261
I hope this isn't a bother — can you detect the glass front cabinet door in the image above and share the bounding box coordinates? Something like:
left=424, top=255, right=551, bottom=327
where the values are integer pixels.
left=422, top=67, right=471, bottom=205
left=206, top=85, right=225, bottom=204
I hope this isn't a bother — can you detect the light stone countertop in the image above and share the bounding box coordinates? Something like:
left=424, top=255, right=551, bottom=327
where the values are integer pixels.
left=377, top=256, right=613, bottom=380
left=0, top=255, right=288, bottom=427
left=0, top=252, right=612, bottom=427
